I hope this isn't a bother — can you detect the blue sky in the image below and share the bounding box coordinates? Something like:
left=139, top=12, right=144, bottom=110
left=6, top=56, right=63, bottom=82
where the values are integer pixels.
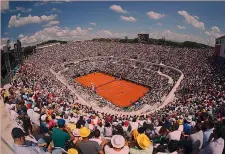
left=1, top=1, right=225, bottom=47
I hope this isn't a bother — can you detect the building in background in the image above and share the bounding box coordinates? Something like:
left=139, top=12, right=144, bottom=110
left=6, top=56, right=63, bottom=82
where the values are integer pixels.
left=1, top=40, right=23, bottom=86
left=215, top=35, right=225, bottom=71
left=137, top=34, right=149, bottom=43
left=215, top=35, right=225, bottom=57
left=14, top=40, right=22, bottom=63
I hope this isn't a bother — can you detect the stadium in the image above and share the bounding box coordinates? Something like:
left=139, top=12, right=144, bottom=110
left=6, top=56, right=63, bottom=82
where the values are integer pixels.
left=2, top=39, right=224, bottom=154
left=1, top=1, right=225, bottom=154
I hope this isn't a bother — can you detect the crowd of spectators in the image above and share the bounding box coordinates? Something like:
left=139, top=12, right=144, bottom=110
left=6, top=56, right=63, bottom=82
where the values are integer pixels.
left=1, top=41, right=225, bottom=154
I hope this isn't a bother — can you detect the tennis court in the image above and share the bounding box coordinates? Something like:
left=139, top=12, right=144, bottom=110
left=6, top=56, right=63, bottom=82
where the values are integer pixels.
left=75, top=72, right=115, bottom=88
left=75, top=72, right=149, bottom=107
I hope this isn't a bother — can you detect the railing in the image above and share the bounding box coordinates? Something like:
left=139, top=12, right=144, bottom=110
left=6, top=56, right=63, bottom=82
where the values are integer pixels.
left=1, top=72, right=13, bottom=87
left=1, top=65, right=20, bottom=87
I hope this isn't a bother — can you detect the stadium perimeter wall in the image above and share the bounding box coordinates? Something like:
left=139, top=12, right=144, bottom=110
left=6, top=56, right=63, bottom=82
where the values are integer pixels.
left=1, top=84, right=16, bottom=154
left=50, top=56, right=184, bottom=116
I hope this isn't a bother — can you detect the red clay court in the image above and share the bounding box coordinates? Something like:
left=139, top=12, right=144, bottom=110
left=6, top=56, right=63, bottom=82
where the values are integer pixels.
left=75, top=72, right=149, bottom=107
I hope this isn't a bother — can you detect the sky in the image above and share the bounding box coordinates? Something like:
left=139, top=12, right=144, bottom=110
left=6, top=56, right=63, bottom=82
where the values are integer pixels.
left=1, top=0, right=225, bottom=48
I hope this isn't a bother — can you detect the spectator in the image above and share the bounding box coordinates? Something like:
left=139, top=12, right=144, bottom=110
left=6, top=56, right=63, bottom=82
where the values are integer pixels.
left=77, top=127, right=105, bottom=154
left=177, top=119, right=183, bottom=132
left=52, top=119, right=74, bottom=150
left=12, top=127, right=49, bottom=154
left=90, top=129, right=103, bottom=145
left=104, top=135, right=129, bottom=154
left=77, top=116, right=86, bottom=127
left=104, top=121, right=113, bottom=137
left=183, top=116, right=193, bottom=135
left=188, top=121, right=203, bottom=154
left=97, top=122, right=104, bottom=136
left=202, top=121, right=214, bottom=148
left=130, top=118, right=139, bottom=131
left=156, top=140, right=180, bottom=154
left=48, top=114, right=56, bottom=130
left=130, top=134, right=153, bottom=154
left=199, top=124, right=224, bottom=154
left=166, top=123, right=182, bottom=141
left=122, top=121, right=129, bottom=132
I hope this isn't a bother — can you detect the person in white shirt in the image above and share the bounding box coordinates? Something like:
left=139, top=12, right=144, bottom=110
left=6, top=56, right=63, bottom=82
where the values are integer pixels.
left=130, top=118, right=139, bottom=132
left=138, top=117, right=146, bottom=126
left=104, top=135, right=129, bottom=154
left=27, top=108, right=34, bottom=118
left=31, top=107, right=41, bottom=126
left=5, top=103, right=16, bottom=113
left=104, top=122, right=113, bottom=137
left=122, top=121, right=129, bottom=132
left=97, top=122, right=104, bottom=136
left=166, top=123, right=182, bottom=141
left=188, top=121, right=203, bottom=153
left=199, top=124, right=224, bottom=154
left=11, top=106, right=19, bottom=120
left=90, top=129, right=102, bottom=145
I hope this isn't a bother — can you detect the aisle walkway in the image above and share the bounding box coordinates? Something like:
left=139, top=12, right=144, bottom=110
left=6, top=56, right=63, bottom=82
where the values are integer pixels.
left=0, top=84, right=15, bottom=154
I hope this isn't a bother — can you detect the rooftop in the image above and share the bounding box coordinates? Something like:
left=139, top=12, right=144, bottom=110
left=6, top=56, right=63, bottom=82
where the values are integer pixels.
left=216, top=35, right=225, bottom=40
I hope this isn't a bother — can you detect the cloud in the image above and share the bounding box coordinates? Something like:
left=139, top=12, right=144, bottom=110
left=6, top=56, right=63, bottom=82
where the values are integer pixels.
left=18, top=27, right=130, bottom=46
left=1, top=38, right=9, bottom=48
left=147, top=11, right=166, bottom=20
left=34, top=0, right=71, bottom=6
left=157, top=22, right=162, bottom=26
left=87, top=28, right=93, bottom=31
left=193, top=15, right=199, bottom=19
left=1, top=0, right=10, bottom=12
left=1, top=38, right=15, bottom=50
left=34, top=1, right=49, bottom=7
left=120, top=15, right=136, bottom=22
left=94, top=30, right=137, bottom=39
left=90, top=22, right=96, bottom=26
left=97, top=30, right=113, bottom=37
left=211, top=26, right=220, bottom=33
left=8, top=14, right=57, bottom=28
left=95, top=30, right=128, bottom=38
left=19, top=26, right=92, bottom=46
left=18, top=34, right=24, bottom=38
left=204, top=26, right=223, bottom=39
left=110, top=5, right=127, bottom=13
left=43, top=20, right=60, bottom=27
left=178, top=10, right=205, bottom=30
left=10, top=7, right=32, bottom=13
left=51, top=0, right=72, bottom=3
left=204, top=31, right=211, bottom=36
left=177, top=25, right=185, bottom=29
left=46, top=8, right=61, bottom=13
left=149, top=29, right=208, bottom=45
